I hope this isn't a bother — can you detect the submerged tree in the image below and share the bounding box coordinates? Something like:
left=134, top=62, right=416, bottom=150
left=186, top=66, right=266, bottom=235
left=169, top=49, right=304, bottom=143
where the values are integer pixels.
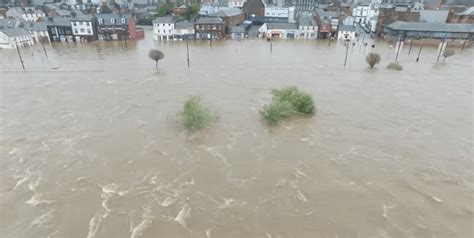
left=443, top=49, right=455, bottom=63
left=148, top=49, right=165, bottom=68
left=180, top=96, right=214, bottom=131
left=366, top=52, right=381, bottom=69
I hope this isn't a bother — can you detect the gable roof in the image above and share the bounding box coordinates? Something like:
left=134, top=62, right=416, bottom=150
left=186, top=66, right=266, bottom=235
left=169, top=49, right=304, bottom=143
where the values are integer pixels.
left=215, top=8, right=243, bottom=17
left=0, top=19, right=18, bottom=28
left=72, top=14, right=95, bottom=22
left=195, top=17, right=223, bottom=24
left=419, top=10, right=449, bottom=23
left=175, top=22, right=194, bottom=29
left=298, top=15, right=316, bottom=26
left=24, top=22, right=48, bottom=31
left=97, top=14, right=130, bottom=26
left=338, top=25, right=356, bottom=31
left=0, top=27, right=30, bottom=38
left=385, top=21, right=474, bottom=33
left=153, top=16, right=174, bottom=24
left=48, top=16, right=72, bottom=27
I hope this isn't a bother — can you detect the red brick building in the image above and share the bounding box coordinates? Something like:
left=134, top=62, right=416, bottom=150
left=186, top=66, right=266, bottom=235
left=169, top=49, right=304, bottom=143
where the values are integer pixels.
left=375, top=8, right=420, bottom=36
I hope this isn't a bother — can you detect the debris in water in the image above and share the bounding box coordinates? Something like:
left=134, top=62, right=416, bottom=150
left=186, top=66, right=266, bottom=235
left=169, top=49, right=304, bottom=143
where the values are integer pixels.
left=431, top=196, right=444, bottom=203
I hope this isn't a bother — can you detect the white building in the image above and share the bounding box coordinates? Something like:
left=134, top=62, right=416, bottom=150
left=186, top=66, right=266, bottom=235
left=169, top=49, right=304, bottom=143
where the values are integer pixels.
left=0, top=28, right=34, bottom=49
left=352, top=4, right=370, bottom=24
left=258, top=23, right=299, bottom=39
left=152, top=17, right=174, bottom=40
left=297, top=15, right=317, bottom=39
left=229, top=0, right=246, bottom=8
left=71, top=15, right=97, bottom=41
left=265, top=6, right=289, bottom=19
left=6, top=7, right=45, bottom=22
left=24, top=22, right=49, bottom=43
left=338, top=25, right=356, bottom=40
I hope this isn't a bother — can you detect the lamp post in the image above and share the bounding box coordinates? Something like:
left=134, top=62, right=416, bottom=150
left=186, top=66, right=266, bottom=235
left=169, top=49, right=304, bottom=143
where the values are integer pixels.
left=15, top=43, right=25, bottom=71
left=344, top=38, right=350, bottom=67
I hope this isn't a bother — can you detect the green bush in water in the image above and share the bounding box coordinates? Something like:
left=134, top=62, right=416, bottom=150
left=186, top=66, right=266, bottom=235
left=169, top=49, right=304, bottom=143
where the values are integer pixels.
left=387, top=62, right=403, bottom=71
left=180, top=96, right=213, bottom=131
left=260, top=101, right=293, bottom=126
left=272, top=86, right=316, bottom=114
left=260, top=86, right=316, bottom=125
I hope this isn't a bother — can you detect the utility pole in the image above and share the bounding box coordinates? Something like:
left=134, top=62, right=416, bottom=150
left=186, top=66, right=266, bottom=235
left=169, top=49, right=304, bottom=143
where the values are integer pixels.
left=344, top=40, right=350, bottom=67
left=123, top=37, right=127, bottom=48
left=461, top=39, right=467, bottom=52
left=408, top=38, right=414, bottom=55
left=270, top=36, right=273, bottom=53
left=41, top=39, right=48, bottom=60
left=186, top=36, right=190, bottom=68
left=416, top=44, right=423, bottom=62
left=15, top=43, right=25, bottom=70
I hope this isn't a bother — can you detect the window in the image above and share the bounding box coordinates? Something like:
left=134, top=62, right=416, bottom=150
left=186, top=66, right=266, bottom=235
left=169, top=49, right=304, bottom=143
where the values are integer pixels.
left=73, top=22, right=77, bottom=26
left=86, top=22, right=90, bottom=26
left=87, top=29, right=91, bottom=34
left=80, top=28, right=85, bottom=33
left=122, top=18, right=126, bottom=24
left=158, top=30, right=160, bottom=33
left=80, top=22, right=84, bottom=25
left=169, top=30, right=171, bottom=33
left=74, top=29, right=78, bottom=34
left=99, top=18, right=103, bottom=24
left=111, top=18, right=115, bottom=24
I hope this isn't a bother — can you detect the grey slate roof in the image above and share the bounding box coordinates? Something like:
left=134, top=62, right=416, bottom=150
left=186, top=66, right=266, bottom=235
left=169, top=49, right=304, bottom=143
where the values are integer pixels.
left=459, top=7, right=474, bottom=15
left=48, top=16, right=72, bottom=27
left=419, top=10, right=449, bottom=23
left=0, top=19, right=18, bottom=28
left=97, top=14, right=130, bottom=26
left=231, top=26, right=245, bottom=33
left=195, top=17, right=223, bottom=24
left=152, top=16, right=174, bottom=24
left=175, top=22, right=193, bottom=29
left=298, top=15, right=316, bottom=26
left=0, top=27, right=30, bottom=37
left=338, top=25, right=356, bottom=31
left=315, top=9, right=338, bottom=19
left=24, top=22, right=48, bottom=31
left=385, top=21, right=474, bottom=33
left=267, top=23, right=297, bottom=30
left=214, top=8, right=243, bottom=17
left=55, top=9, right=71, bottom=17
left=72, top=14, right=94, bottom=22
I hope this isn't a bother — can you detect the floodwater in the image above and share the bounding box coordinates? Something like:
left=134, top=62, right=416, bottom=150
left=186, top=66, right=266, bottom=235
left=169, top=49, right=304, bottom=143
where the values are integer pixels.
left=1, top=31, right=473, bottom=238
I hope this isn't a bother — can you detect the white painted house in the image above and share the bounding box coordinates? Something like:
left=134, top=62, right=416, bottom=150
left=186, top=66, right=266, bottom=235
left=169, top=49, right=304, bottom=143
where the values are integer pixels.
left=297, top=14, right=317, bottom=39
left=338, top=25, right=356, bottom=40
left=71, top=15, right=97, bottom=41
left=6, top=7, right=45, bottom=22
left=265, top=6, right=289, bottom=19
left=259, top=23, right=299, bottom=39
left=24, top=22, right=49, bottom=42
left=229, top=0, right=246, bottom=8
left=0, top=28, right=34, bottom=49
left=152, top=16, right=174, bottom=41
left=352, top=4, right=369, bottom=24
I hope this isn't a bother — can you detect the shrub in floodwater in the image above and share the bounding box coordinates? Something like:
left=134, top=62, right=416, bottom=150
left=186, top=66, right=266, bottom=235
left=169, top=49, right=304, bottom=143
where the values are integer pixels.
left=260, top=86, right=316, bottom=125
left=180, top=96, right=214, bottom=131
left=366, top=52, right=381, bottom=68
left=387, top=62, right=403, bottom=71
left=443, top=49, right=455, bottom=63
left=272, top=86, right=316, bottom=114
left=260, top=100, right=293, bottom=126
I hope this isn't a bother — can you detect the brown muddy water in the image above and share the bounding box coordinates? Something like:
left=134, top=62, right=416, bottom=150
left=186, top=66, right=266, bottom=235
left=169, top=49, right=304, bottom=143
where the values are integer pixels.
left=0, top=32, right=473, bottom=238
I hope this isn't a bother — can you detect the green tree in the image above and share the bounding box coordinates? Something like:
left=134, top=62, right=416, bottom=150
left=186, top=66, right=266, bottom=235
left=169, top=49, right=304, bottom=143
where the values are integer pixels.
left=184, top=3, right=200, bottom=21
left=156, top=2, right=172, bottom=17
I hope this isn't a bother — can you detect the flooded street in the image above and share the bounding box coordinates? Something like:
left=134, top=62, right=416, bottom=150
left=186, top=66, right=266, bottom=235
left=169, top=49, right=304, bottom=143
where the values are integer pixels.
left=1, top=31, right=473, bottom=238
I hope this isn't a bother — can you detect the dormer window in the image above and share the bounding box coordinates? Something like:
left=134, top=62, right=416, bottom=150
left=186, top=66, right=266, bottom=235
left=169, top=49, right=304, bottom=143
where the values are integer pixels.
left=121, top=18, right=126, bottom=24
left=111, top=18, right=115, bottom=24
left=98, top=18, right=103, bottom=24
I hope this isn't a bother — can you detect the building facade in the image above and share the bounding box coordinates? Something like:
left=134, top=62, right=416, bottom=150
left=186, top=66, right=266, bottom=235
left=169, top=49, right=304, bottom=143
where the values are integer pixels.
left=152, top=16, right=174, bottom=40
left=97, top=14, right=136, bottom=40
left=338, top=25, right=356, bottom=40
left=215, top=8, right=245, bottom=34
left=71, top=15, right=98, bottom=41
left=194, top=17, right=225, bottom=39
left=47, top=16, right=74, bottom=42
left=0, top=28, right=34, bottom=49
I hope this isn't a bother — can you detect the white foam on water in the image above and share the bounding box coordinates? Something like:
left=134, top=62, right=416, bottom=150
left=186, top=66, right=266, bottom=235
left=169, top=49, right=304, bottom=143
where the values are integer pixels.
left=174, top=205, right=191, bottom=229
left=75, top=177, right=86, bottom=182
left=130, top=206, right=153, bottom=238
left=29, top=209, right=54, bottom=231
left=199, top=146, right=230, bottom=167
left=12, top=173, right=31, bottom=190
left=8, top=147, right=19, bottom=155
left=431, top=196, right=444, bottom=203
left=296, top=189, right=308, bottom=202
left=218, top=198, right=247, bottom=209
left=25, top=176, right=55, bottom=206
left=206, top=228, right=212, bottom=238
left=160, top=197, right=175, bottom=207
left=86, top=211, right=108, bottom=238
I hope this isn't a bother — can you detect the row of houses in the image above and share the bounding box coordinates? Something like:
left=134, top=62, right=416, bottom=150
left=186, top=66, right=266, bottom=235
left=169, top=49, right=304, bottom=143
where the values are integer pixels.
left=0, top=12, right=144, bottom=49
